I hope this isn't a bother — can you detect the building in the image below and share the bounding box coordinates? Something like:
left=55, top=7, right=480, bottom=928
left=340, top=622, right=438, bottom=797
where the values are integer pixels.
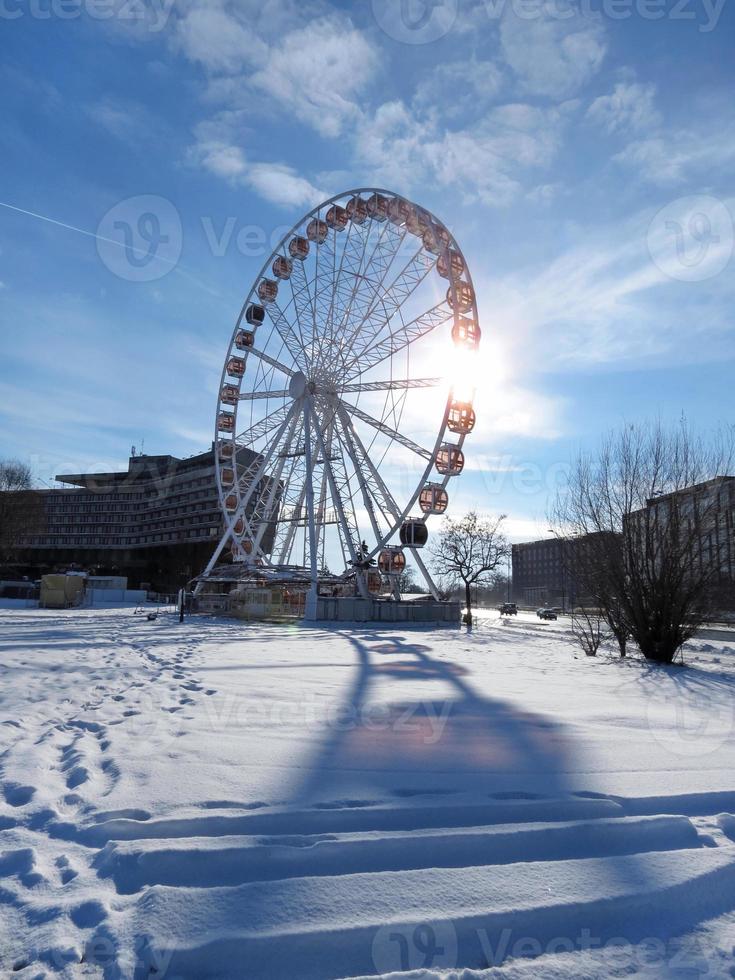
left=6, top=447, right=267, bottom=592
left=511, top=533, right=615, bottom=609
left=628, top=476, right=735, bottom=602
left=511, top=537, right=568, bottom=608
left=514, top=479, right=735, bottom=612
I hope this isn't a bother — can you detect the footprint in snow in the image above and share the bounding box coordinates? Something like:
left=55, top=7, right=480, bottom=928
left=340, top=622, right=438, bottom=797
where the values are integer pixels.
left=70, top=900, right=107, bottom=928
left=2, top=782, right=36, bottom=807
left=66, top=767, right=89, bottom=790
left=55, top=855, right=78, bottom=885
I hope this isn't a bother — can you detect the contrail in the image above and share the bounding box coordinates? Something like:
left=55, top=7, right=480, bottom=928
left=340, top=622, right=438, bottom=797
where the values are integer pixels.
left=0, top=199, right=222, bottom=296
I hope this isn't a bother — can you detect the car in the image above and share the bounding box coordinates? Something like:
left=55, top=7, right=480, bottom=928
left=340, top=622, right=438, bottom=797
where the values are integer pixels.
left=537, top=608, right=558, bottom=620
left=499, top=602, right=518, bottom=615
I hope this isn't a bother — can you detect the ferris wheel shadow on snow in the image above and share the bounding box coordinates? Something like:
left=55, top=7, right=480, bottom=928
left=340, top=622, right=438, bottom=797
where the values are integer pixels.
left=275, top=632, right=709, bottom=971
left=290, top=630, right=583, bottom=805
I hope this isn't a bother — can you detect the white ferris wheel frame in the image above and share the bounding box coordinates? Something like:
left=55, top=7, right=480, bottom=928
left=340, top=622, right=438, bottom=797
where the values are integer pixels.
left=201, top=188, right=480, bottom=607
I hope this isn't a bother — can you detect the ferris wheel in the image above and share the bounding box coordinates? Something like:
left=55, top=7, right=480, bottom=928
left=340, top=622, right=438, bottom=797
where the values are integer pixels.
left=202, top=188, right=480, bottom=605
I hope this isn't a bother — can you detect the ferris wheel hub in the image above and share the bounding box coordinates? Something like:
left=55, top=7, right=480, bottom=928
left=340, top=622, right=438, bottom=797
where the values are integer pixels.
left=288, top=371, right=309, bottom=400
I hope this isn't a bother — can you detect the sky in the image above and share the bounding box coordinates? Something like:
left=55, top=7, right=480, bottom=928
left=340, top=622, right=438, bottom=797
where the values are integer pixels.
left=1, top=0, right=734, bottom=547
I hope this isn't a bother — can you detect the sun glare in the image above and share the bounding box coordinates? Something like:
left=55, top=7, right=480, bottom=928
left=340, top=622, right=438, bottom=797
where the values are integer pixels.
left=442, top=335, right=507, bottom=406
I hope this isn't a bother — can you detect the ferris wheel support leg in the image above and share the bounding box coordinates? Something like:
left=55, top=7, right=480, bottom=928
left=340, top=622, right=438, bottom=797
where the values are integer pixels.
left=195, top=531, right=231, bottom=595
left=308, top=401, right=369, bottom=600
left=408, top=547, right=440, bottom=601
left=303, top=399, right=319, bottom=621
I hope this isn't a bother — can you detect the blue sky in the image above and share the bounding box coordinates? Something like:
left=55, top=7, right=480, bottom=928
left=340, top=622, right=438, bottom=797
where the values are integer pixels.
left=1, top=0, right=734, bottom=543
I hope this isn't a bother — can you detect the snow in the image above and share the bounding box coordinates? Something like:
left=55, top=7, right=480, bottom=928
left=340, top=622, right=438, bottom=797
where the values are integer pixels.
left=1, top=606, right=735, bottom=978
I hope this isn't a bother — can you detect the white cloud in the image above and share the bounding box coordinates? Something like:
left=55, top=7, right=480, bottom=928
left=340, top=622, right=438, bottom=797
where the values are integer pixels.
left=413, top=60, right=504, bottom=120
left=614, top=137, right=687, bottom=184
left=87, top=99, right=150, bottom=141
left=245, top=162, right=326, bottom=208
left=477, top=198, right=735, bottom=372
left=587, top=81, right=660, bottom=134
left=526, top=182, right=562, bottom=204
left=613, top=122, right=735, bottom=185
left=192, top=138, right=325, bottom=207
left=195, top=139, right=248, bottom=180
left=249, top=17, right=380, bottom=138
left=174, top=8, right=380, bottom=202
left=355, top=99, right=571, bottom=206
left=173, top=8, right=379, bottom=138
left=174, top=6, right=266, bottom=74
left=499, top=9, right=605, bottom=98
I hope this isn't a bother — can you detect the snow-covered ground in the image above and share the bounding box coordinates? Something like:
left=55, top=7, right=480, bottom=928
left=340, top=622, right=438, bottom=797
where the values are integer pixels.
left=1, top=606, right=735, bottom=978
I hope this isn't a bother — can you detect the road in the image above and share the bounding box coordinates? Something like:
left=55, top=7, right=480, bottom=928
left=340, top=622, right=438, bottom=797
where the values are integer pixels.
left=480, top=607, right=735, bottom=642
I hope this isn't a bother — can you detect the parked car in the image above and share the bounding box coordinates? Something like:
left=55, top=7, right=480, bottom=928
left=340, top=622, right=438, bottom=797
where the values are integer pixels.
left=499, top=602, right=518, bottom=615
left=537, top=608, right=558, bottom=620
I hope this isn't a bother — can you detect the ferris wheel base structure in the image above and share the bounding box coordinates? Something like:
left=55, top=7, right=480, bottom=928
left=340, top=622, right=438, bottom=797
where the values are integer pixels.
left=190, top=561, right=461, bottom=624
left=197, top=188, right=481, bottom=623
left=311, top=594, right=461, bottom=624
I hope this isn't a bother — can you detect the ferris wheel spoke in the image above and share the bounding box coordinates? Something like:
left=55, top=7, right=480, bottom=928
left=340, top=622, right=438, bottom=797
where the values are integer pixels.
left=343, top=300, right=453, bottom=380
left=288, top=256, right=318, bottom=364
left=315, top=420, right=336, bottom=571
left=333, top=411, right=392, bottom=540
left=248, top=412, right=303, bottom=559
left=340, top=377, right=443, bottom=394
left=335, top=218, right=408, bottom=365
left=311, top=227, right=337, bottom=370
left=326, top=217, right=383, bottom=362
left=335, top=405, right=401, bottom=521
left=268, top=299, right=310, bottom=371
left=332, top=451, right=362, bottom=556
left=335, top=402, right=440, bottom=599
left=235, top=403, right=292, bottom=447
left=339, top=237, right=434, bottom=372
left=335, top=219, right=406, bottom=360
left=339, top=399, right=433, bottom=461
left=234, top=402, right=299, bottom=505
left=246, top=347, right=295, bottom=379
left=322, top=219, right=361, bottom=364
left=238, top=389, right=290, bottom=401
left=222, top=403, right=301, bottom=563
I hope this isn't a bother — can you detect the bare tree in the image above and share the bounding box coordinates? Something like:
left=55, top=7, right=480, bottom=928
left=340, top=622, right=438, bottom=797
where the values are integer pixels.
left=395, top=565, right=419, bottom=595
left=571, top=606, right=611, bottom=657
left=0, top=459, right=44, bottom=560
left=431, top=511, right=509, bottom=626
left=553, top=421, right=734, bottom=664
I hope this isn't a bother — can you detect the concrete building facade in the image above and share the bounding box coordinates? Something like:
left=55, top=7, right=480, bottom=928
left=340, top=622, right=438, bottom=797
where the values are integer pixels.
left=8, top=447, right=262, bottom=591
left=511, top=537, right=569, bottom=608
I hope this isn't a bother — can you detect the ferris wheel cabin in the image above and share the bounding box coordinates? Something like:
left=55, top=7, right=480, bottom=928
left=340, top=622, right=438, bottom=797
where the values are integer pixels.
left=435, top=443, right=465, bottom=476
left=419, top=483, right=449, bottom=515
left=399, top=519, right=429, bottom=548
left=452, top=317, right=481, bottom=350
left=289, top=236, right=310, bottom=260
left=378, top=547, right=406, bottom=575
